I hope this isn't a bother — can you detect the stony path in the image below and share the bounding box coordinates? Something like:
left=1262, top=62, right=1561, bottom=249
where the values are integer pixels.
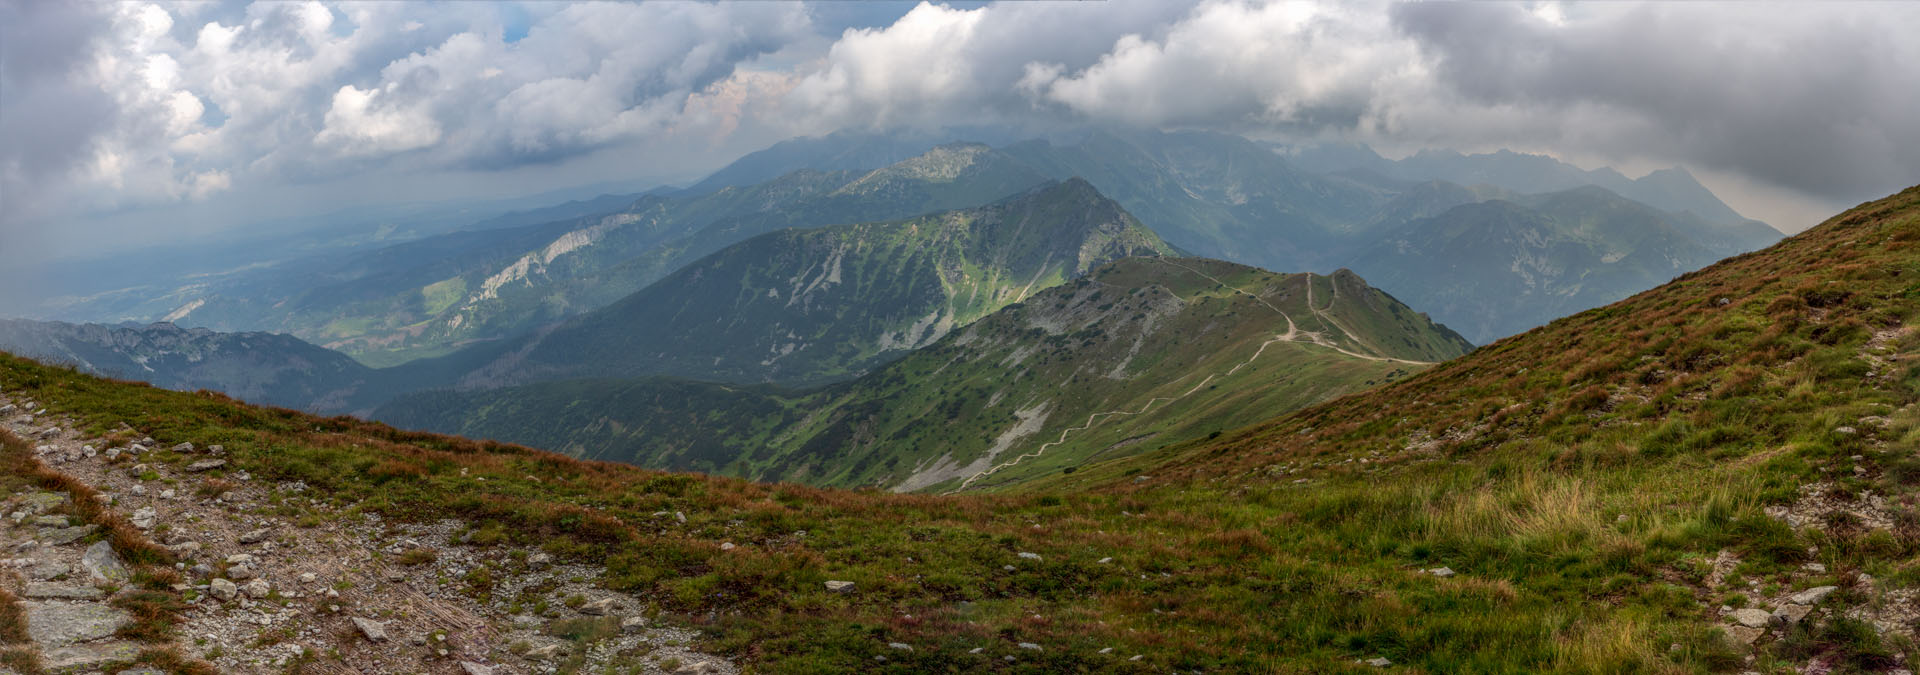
left=0, top=486, right=160, bottom=674
left=0, top=391, right=737, bottom=674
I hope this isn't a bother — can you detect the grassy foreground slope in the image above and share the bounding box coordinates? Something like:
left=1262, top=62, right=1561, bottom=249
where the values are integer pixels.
left=0, top=185, right=1914, bottom=673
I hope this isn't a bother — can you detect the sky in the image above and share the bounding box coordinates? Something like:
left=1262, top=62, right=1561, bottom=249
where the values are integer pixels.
left=4, top=0, right=1919, bottom=259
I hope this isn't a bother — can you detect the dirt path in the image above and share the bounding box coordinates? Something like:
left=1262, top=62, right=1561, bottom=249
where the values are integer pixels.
left=0, top=390, right=733, bottom=675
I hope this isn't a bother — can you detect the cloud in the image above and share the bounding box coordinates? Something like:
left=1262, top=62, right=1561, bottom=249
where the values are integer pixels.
left=1386, top=1, right=1920, bottom=206
left=7, top=0, right=1920, bottom=248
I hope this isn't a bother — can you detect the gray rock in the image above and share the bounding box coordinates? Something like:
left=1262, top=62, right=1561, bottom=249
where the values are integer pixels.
left=1723, top=625, right=1764, bottom=648
left=184, top=459, right=225, bottom=472
left=1364, top=657, right=1392, bottom=667
left=243, top=579, right=271, bottom=599
left=1789, top=586, right=1839, bottom=605
left=42, top=640, right=141, bottom=673
left=352, top=617, right=387, bottom=642
left=1771, top=604, right=1813, bottom=628
left=1427, top=567, right=1456, bottom=578
left=578, top=598, right=616, bottom=616
left=33, top=515, right=68, bottom=527
left=1804, top=562, right=1827, bottom=573
left=671, top=661, right=720, bottom=675
left=26, top=559, right=71, bottom=581
left=238, top=528, right=272, bottom=544
left=825, top=580, right=855, bottom=594
left=170, top=442, right=194, bottom=453
left=1017, top=552, right=1042, bottom=561
left=527, top=552, right=552, bottom=566
left=23, top=583, right=102, bottom=600
left=130, top=507, right=156, bottom=530
left=19, top=492, right=67, bottom=516
left=1729, top=608, right=1771, bottom=628
left=620, top=616, right=646, bottom=633
left=226, top=563, right=255, bottom=581
left=209, top=578, right=237, bottom=601
left=888, top=642, right=913, bottom=651
left=524, top=644, right=563, bottom=660
left=40, top=524, right=97, bottom=545
left=23, top=601, right=133, bottom=647
left=1018, top=642, right=1042, bottom=651
left=81, top=541, right=128, bottom=583
left=459, top=663, right=495, bottom=675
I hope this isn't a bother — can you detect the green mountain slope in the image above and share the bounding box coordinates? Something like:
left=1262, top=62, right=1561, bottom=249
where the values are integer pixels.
left=0, top=319, right=373, bottom=411
left=3, top=185, right=1915, bottom=673
left=375, top=257, right=1472, bottom=491
left=1347, top=185, right=1749, bottom=343
left=1035, top=185, right=1920, bottom=671
left=453, top=178, right=1173, bottom=388
left=98, top=144, right=1051, bottom=366
left=1003, top=130, right=1395, bottom=272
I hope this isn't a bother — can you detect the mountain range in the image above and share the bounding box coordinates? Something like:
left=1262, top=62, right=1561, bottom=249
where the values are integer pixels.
left=2, top=181, right=1911, bottom=672
left=375, top=256, right=1471, bottom=491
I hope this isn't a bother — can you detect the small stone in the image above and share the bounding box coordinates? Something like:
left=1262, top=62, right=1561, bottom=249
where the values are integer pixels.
left=24, top=583, right=103, bottom=600
left=207, top=444, right=224, bottom=454
left=1097, top=557, right=1113, bottom=564
left=675, top=511, right=687, bottom=524
left=1771, top=604, right=1813, bottom=628
left=351, top=617, right=387, bottom=642
left=1723, top=626, right=1764, bottom=648
left=81, top=540, right=129, bottom=583
left=620, top=616, right=646, bottom=633
left=42, top=640, right=142, bottom=671
left=1804, top=562, right=1827, bottom=573
left=243, top=579, right=271, bottom=598
left=171, top=442, right=195, bottom=453
left=1729, top=608, right=1771, bottom=628
left=185, top=459, right=226, bottom=472
left=1018, top=642, right=1042, bottom=651
left=24, top=601, right=132, bottom=647
left=719, top=542, right=736, bottom=551
left=226, top=563, right=256, bottom=581
left=299, top=572, right=317, bottom=584
left=1789, top=586, right=1839, bottom=605
left=131, top=506, right=157, bottom=530
left=1365, top=657, right=1392, bottom=667
left=1834, top=426, right=1857, bottom=435
left=39, top=524, right=98, bottom=545
left=209, top=578, right=238, bottom=601
left=459, top=663, right=496, bottom=675
left=239, top=528, right=272, bottom=544
left=825, top=580, right=855, bottom=594
left=671, top=661, right=719, bottom=675
left=527, top=552, right=552, bottom=566
left=579, top=598, right=616, bottom=616
left=25, top=559, right=70, bottom=580
left=524, top=644, right=562, bottom=660
left=1017, top=552, right=1042, bottom=561
left=33, top=515, right=67, bottom=527
left=889, top=642, right=913, bottom=651
left=1426, top=567, right=1455, bottom=578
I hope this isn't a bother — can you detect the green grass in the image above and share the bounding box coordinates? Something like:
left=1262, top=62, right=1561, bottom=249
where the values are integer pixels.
left=0, top=185, right=1916, bottom=672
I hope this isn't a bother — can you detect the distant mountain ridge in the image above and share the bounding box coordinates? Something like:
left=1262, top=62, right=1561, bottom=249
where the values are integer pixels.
left=375, top=256, right=1472, bottom=491
left=0, top=320, right=372, bottom=411
left=427, top=178, right=1175, bottom=389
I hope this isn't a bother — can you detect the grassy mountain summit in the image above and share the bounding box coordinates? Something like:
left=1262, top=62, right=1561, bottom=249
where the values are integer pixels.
left=1, top=185, right=1915, bottom=671
left=452, top=178, right=1174, bottom=388
left=374, top=257, right=1471, bottom=491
